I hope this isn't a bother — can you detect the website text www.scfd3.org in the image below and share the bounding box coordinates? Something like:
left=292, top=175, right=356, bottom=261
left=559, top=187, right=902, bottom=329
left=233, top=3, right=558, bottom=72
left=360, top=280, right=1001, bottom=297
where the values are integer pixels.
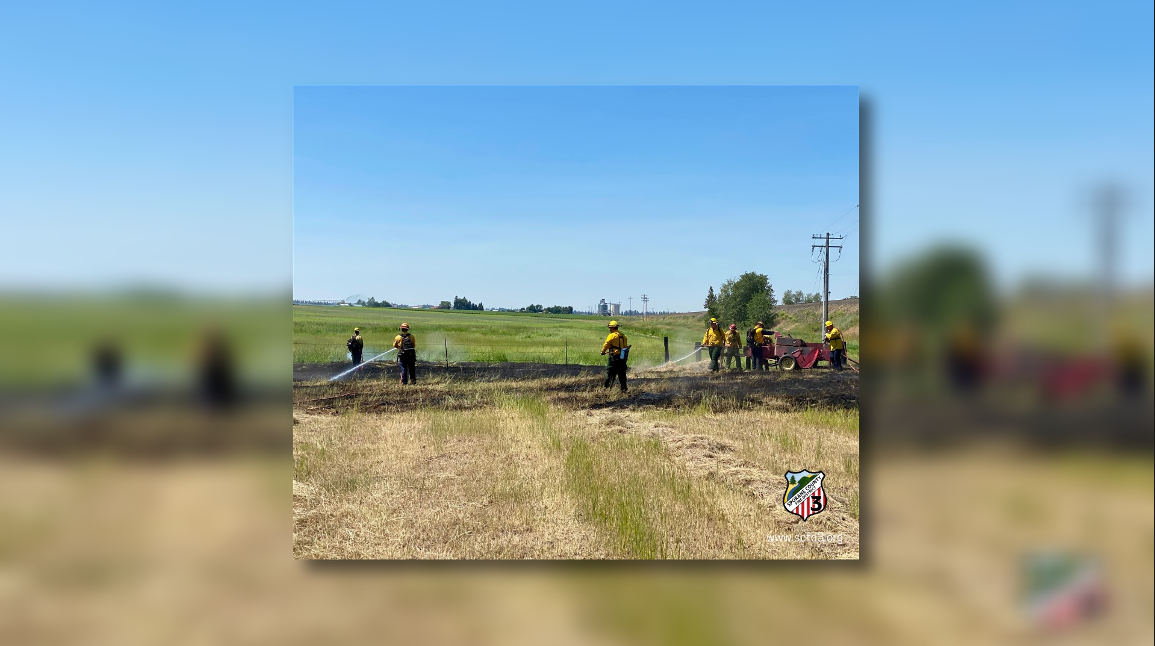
left=766, top=533, right=844, bottom=544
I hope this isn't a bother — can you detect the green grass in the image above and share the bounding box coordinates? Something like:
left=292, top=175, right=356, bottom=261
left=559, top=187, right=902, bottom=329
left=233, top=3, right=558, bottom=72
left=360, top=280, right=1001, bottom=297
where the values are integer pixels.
left=561, top=433, right=715, bottom=559
left=799, top=407, right=859, bottom=434
left=293, top=301, right=863, bottom=366
left=774, top=430, right=801, bottom=453
left=293, top=305, right=709, bottom=366
left=1, top=295, right=286, bottom=388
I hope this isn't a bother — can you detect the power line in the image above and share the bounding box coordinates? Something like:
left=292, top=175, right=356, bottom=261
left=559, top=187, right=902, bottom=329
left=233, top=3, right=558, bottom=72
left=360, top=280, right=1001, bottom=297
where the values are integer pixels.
left=839, top=222, right=860, bottom=235
left=819, top=204, right=858, bottom=233
left=833, top=217, right=859, bottom=235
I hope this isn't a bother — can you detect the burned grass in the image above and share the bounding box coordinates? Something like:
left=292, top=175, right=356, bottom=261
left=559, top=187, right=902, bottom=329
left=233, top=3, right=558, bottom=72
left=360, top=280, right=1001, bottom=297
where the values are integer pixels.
left=293, top=362, right=859, bottom=559
left=295, top=361, right=857, bottom=416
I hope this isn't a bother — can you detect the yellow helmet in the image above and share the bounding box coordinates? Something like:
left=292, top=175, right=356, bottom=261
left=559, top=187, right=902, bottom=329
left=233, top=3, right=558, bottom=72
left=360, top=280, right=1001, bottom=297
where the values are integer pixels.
left=354, top=327, right=360, bottom=332
left=710, top=318, right=718, bottom=323
left=608, top=320, right=619, bottom=328
left=825, top=320, right=833, bottom=327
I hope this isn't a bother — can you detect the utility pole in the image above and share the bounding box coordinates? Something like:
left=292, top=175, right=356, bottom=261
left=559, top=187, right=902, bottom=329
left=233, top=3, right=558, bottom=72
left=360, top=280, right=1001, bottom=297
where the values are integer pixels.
left=641, top=294, right=649, bottom=320
left=812, top=233, right=844, bottom=336
left=1093, top=184, right=1124, bottom=344
left=1095, top=185, right=1122, bottom=309
left=628, top=296, right=633, bottom=316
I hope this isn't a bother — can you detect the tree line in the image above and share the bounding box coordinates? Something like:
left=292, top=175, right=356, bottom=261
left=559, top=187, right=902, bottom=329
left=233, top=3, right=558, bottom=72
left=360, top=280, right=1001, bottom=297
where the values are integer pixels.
left=354, top=294, right=576, bottom=314
left=439, top=296, right=485, bottom=311
left=781, top=290, right=823, bottom=305
left=354, top=297, right=392, bottom=308
left=519, top=304, right=574, bottom=314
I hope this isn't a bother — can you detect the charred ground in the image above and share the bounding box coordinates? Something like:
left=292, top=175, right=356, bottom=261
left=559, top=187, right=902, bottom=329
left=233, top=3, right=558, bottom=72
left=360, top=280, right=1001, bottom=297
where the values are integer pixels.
left=294, top=360, right=858, bottom=415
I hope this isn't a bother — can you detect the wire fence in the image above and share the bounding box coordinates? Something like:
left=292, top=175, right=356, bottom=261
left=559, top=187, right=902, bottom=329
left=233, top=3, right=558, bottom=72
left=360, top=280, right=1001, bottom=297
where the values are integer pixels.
left=293, top=337, right=704, bottom=366
left=295, top=338, right=859, bottom=367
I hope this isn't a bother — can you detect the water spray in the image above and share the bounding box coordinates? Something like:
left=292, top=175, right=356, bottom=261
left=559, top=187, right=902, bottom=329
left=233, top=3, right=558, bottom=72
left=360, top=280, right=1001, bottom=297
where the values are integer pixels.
left=630, top=346, right=702, bottom=375
left=666, top=348, right=701, bottom=364
left=329, top=348, right=396, bottom=381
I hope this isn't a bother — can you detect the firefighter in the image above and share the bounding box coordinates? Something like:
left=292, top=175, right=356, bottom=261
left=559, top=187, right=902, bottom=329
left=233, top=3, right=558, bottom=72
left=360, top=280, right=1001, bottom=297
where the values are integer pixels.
left=752, top=321, right=767, bottom=370
left=824, top=320, right=845, bottom=370
left=601, top=320, right=629, bottom=392
left=702, top=318, right=726, bottom=372
left=745, top=327, right=755, bottom=369
left=724, top=323, right=744, bottom=370
left=393, top=323, right=417, bottom=384
left=198, top=326, right=236, bottom=408
left=347, top=327, right=364, bottom=365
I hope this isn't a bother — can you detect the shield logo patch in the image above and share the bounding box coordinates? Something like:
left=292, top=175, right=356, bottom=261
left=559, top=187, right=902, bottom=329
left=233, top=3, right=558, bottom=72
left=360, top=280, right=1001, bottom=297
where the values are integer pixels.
left=783, top=470, right=827, bottom=521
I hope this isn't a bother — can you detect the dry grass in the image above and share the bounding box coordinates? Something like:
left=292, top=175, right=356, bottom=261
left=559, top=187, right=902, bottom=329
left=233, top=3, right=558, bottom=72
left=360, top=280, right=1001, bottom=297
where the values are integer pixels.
left=293, top=366, right=859, bottom=559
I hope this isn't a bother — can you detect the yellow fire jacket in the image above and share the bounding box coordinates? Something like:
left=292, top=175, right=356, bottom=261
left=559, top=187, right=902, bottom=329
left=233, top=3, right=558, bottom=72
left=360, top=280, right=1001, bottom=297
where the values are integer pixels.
left=702, top=326, right=726, bottom=347
left=602, top=331, right=628, bottom=354
left=724, top=330, right=742, bottom=348
left=825, top=327, right=844, bottom=350
left=753, top=326, right=766, bottom=344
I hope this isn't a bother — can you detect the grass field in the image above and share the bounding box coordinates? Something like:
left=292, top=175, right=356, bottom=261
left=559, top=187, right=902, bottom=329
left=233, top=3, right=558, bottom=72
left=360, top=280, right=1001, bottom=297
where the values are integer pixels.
left=292, top=299, right=860, bottom=366
left=293, top=363, right=860, bottom=559
left=0, top=295, right=285, bottom=388
left=293, top=300, right=862, bottom=559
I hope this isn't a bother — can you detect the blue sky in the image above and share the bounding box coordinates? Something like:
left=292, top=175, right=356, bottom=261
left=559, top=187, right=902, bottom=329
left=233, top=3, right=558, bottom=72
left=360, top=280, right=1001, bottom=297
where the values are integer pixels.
left=1, top=1, right=1151, bottom=297
left=293, top=87, right=859, bottom=310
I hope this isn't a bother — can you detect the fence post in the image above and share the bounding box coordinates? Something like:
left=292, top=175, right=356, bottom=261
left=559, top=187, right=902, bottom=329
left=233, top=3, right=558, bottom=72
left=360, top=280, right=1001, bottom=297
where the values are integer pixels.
left=663, top=337, right=669, bottom=364
left=694, top=342, right=702, bottom=362
left=444, top=338, right=448, bottom=368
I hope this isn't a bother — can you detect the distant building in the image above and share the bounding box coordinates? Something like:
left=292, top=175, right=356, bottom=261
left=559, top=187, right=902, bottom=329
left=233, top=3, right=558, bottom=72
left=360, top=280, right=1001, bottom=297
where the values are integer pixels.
left=597, top=299, right=622, bottom=316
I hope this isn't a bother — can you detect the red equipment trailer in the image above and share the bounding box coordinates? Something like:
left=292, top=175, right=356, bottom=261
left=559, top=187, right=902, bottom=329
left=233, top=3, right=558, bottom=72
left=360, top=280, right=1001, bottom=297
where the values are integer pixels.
left=748, top=331, right=858, bottom=371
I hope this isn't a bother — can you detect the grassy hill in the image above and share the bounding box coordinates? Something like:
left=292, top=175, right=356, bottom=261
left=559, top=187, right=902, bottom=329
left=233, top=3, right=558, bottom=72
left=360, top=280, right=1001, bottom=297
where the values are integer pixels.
left=774, top=298, right=860, bottom=344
